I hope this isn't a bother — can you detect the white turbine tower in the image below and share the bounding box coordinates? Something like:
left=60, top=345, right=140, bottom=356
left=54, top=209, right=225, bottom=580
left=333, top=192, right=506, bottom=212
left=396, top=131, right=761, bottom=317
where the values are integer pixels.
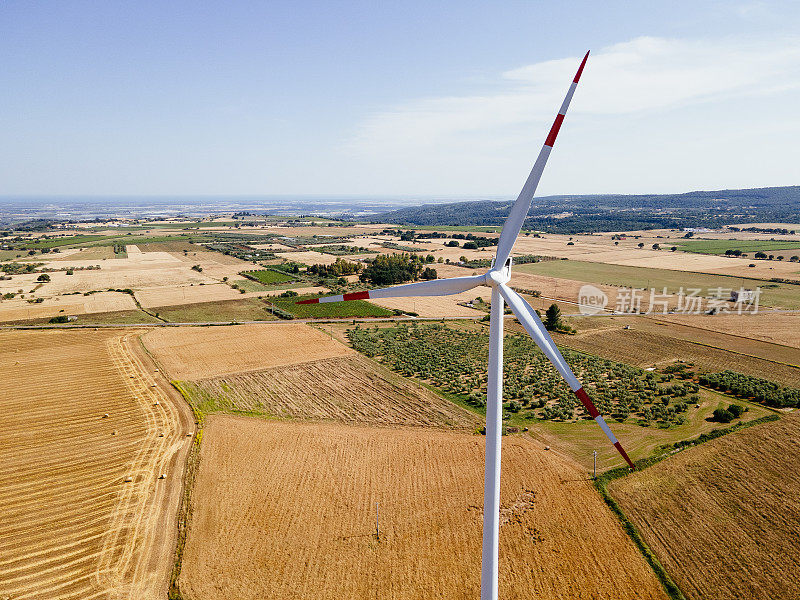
left=298, top=51, right=635, bottom=599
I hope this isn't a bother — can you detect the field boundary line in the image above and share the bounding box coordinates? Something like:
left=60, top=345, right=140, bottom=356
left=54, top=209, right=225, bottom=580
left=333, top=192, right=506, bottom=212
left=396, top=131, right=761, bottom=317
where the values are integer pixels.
left=594, top=413, right=780, bottom=600
left=167, top=381, right=205, bottom=600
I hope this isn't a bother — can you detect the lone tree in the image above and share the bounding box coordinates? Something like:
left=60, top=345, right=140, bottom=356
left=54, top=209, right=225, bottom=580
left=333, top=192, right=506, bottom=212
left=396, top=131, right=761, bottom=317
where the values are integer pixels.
left=37, top=273, right=50, bottom=282
left=712, top=407, right=734, bottom=423
left=544, top=303, right=562, bottom=331
left=421, top=267, right=437, bottom=280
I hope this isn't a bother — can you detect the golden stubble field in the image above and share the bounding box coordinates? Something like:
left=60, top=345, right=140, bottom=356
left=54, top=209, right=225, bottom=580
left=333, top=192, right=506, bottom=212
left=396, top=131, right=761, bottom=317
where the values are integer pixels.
left=179, top=354, right=479, bottom=428
left=0, top=329, right=193, bottom=600
left=142, top=322, right=353, bottom=379
left=177, top=418, right=668, bottom=600
left=610, top=416, right=800, bottom=600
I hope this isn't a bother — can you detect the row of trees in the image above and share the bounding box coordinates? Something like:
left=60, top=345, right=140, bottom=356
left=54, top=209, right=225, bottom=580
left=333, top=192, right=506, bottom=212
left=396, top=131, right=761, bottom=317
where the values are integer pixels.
left=698, top=370, right=800, bottom=408
left=306, top=258, right=363, bottom=277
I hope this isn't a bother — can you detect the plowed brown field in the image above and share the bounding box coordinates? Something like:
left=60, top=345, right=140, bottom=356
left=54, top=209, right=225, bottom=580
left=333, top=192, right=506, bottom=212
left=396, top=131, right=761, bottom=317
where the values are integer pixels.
left=0, top=330, right=193, bottom=600
left=610, top=416, right=800, bottom=600
left=142, top=323, right=353, bottom=379
left=177, top=354, right=479, bottom=428
left=176, top=417, right=668, bottom=600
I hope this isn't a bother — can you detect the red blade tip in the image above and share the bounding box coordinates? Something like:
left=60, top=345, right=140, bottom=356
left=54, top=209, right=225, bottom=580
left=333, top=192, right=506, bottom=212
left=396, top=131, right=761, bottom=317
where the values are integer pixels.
left=573, top=50, right=590, bottom=83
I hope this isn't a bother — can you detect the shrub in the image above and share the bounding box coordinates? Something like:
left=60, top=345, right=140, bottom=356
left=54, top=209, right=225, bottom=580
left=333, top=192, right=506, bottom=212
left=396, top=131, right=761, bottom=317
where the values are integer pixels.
left=712, top=408, right=734, bottom=423
left=37, top=273, right=51, bottom=282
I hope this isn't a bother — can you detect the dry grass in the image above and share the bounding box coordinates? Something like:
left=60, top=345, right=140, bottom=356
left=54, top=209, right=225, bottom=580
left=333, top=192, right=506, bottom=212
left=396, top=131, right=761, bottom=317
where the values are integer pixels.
left=178, top=354, right=479, bottom=428
left=135, top=283, right=247, bottom=308
left=142, top=323, right=354, bottom=379
left=657, top=312, right=800, bottom=349
left=0, top=330, right=192, bottom=600
left=0, top=290, right=137, bottom=322
left=609, top=415, right=800, bottom=600
left=274, top=250, right=341, bottom=265
left=177, top=418, right=668, bottom=600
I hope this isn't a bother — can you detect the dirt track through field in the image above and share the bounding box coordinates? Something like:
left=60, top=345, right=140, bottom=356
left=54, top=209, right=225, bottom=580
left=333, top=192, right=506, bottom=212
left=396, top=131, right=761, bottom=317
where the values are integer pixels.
left=177, top=418, right=668, bottom=600
left=0, top=330, right=193, bottom=600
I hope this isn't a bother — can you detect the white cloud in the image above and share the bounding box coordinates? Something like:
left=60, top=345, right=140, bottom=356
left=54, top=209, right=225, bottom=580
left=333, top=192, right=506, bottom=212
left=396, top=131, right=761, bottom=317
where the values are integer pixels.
left=346, top=36, right=800, bottom=164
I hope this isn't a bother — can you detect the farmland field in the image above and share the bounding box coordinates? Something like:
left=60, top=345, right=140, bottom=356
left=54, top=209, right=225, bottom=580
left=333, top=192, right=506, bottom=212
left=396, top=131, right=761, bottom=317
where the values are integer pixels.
left=515, top=260, right=800, bottom=308
left=240, top=268, right=296, bottom=284
left=0, top=329, right=193, bottom=600
left=175, top=354, right=479, bottom=428
left=274, top=294, right=394, bottom=318
left=674, top=238, right=800, bottom=255
left=152, top=298, right=278, bottom=323
left=142, top=322, right=354, bottom=379
left=176, top=417, right=668, bottom=600
left=610, top=415, right=800, bottom=600
left=551, top=325, right=800, bottom=387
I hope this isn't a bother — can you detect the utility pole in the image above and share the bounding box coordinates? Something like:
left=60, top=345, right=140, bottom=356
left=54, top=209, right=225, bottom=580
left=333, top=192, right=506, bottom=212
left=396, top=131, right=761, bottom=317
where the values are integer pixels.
left=376, top=502, right=380, bottom=542
left=593, top=450, right=597, bottom=480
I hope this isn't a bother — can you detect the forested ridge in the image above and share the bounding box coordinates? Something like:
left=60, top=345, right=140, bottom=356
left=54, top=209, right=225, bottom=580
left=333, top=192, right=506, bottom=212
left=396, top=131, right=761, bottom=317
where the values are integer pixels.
left=369, top=186, right=800, bottom=233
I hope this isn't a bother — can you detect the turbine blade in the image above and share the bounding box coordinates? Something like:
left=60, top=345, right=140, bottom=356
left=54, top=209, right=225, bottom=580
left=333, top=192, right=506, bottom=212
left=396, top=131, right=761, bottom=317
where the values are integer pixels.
left=296, top=274, right=485, bottom=304
left=498, top=284, right=635, bottom=470
left=493, top=51, right=589, bottom=269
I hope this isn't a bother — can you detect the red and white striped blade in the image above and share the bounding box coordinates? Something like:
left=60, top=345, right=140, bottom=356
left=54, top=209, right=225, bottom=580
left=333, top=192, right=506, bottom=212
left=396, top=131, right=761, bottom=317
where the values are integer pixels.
left=498, top=284, right=635, bottom=470
left=493, top=51, right=589, bottom=270
left=296, top=274, right=485, bottom=305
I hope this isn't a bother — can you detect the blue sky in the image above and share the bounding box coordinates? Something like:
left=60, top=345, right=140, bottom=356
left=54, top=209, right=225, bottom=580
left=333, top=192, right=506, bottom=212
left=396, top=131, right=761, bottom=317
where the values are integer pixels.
left=2, top=1, right=799, bottom=197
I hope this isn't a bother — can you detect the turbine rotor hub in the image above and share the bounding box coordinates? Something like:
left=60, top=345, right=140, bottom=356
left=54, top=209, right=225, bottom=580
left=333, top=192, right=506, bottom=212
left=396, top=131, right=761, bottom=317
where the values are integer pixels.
left=485, top=257, right=512, bottom=287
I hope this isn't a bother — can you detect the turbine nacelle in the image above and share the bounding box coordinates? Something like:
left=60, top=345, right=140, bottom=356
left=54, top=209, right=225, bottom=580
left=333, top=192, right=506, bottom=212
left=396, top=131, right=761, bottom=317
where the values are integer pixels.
left=484, top=257, right=512, bottom=287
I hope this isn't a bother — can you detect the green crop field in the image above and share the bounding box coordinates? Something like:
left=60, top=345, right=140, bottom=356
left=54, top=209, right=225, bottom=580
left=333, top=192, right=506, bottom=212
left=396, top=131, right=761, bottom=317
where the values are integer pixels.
left=0, top=250, right=21, bottom=261
left=675, top=239, right=800, bottom=255
left=23, top=235, right=104, bottom=249
left=273, top=295, right=394, bottom=318
left=240, top=269, right=296, bottom=285
left=515, top=259, right=800, bottom=308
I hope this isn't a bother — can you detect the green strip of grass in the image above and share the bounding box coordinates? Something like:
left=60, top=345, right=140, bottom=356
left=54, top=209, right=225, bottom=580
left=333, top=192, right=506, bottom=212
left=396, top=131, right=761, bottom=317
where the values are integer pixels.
left=675, top=239, right=800, bottom=255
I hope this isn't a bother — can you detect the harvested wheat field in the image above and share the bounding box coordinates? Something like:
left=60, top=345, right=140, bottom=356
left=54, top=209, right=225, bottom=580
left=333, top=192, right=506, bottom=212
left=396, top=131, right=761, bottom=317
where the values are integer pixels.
left=0, top=330, right=193, bottom=600
left=177, top=354, right=479, bottom=428
left=142, top=322, right=353, bottom=379
left=0, top=290, right=137, bottom=323
left=177, top=418, right=668, bottom=600
left=610, top=416, right=800, bottom=600
left=135, top=283, right=247, bottom=308
left=658, top=312, right=800, bottom=349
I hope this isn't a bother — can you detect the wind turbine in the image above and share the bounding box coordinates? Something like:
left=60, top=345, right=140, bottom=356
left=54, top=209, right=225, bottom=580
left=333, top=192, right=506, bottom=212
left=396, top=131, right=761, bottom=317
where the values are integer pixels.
left=298, top=51, right=635, bottom=600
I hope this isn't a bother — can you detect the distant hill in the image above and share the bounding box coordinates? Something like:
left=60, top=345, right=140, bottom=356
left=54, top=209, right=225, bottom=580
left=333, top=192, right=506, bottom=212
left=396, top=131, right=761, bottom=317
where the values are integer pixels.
left=368, top=186, right=800, bottom=234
